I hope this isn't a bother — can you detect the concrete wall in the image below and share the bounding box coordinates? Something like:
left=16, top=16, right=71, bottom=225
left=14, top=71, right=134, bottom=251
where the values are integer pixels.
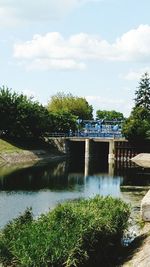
left=45, top=137, right=69, bottom=154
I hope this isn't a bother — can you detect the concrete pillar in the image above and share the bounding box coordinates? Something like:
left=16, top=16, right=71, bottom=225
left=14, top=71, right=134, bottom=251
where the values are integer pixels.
left=108, top=162, right=114, bottom=176
left=85, top=139, right=92, bottom=158
left=108, top=140, right=115, bottom=163
left=84, top=139, right=92, bottom=177
left=84, top=157, right=90, bottom=177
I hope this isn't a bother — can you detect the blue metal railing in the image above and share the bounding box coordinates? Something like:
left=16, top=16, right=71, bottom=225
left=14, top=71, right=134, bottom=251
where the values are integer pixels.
left=46, top=131, right=123, bottom=139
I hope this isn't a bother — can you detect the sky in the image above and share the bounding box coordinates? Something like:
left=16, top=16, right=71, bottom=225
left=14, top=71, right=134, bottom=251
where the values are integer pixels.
left=1, top=0, right=150, bottom=118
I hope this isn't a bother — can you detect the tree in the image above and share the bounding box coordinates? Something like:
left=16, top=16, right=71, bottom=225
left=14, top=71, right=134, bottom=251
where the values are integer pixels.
left=96, top=110, right=124, bottom=121
left=47, top=92, right=93, bottom=120
left=0, top=87, right=79, bottom=139
left=51, top=111, right=77, bottom=133
left=135, top=72, right=150, bottom=110
left=0, top=86, right=53, bottom=139
left=122, top=73, right=150, bottom=142
left=122, top=107, right=150, bottom=142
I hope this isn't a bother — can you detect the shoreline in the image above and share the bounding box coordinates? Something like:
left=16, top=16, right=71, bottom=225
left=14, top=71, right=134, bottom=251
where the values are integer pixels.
left=0, top=149, right=66, bottom=166
left=122, top=223, right=150, bottom=266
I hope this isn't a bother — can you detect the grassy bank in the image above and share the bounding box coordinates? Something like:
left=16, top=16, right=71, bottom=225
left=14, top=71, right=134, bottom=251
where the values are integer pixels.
left=0, top=137, right=63, bottom=165
left=0, top=139, right=22, bottom=153
left=0, top=137, right=56, bottom=152
left=0, top=196, right=130, bottom=267
left=0, top=139, right=23, bottom=164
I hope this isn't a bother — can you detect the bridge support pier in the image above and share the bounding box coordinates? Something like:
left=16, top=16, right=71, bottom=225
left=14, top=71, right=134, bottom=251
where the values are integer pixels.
left=84, top=139, right=93, bottom=177
left=108, top=140, right=115, bottom=163
left=85, top=139, right=93, bottom=159
left=108, top=162, right=114, bottom=176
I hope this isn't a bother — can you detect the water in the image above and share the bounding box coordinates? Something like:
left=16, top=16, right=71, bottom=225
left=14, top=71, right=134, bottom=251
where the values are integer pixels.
left=0, top=157, right=149, bottom=228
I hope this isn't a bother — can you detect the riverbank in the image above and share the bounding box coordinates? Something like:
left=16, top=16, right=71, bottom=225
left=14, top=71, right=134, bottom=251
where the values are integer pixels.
left=0, top=149, right=66, bottom=165
left=0, top=138, right=66, bottom=165
left=122, top=223, right=150, bottom=266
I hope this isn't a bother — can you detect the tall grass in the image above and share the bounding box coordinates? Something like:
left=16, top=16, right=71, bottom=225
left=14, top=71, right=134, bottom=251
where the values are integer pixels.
left=0, top=196, right=130, bottom=267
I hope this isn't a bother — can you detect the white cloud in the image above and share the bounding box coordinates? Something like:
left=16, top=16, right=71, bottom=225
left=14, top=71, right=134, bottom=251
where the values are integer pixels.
left=86, top=95, right=132, bottom=117
left=14, top=32, right=110, bottom=60
left=0, top=0, right=100, bottom=24
left=27, top=58, right=86, bottom=71
left=13, top=24, right=150, bottom=70
left=123, top=67, right=150, bottom=81
left=114, top=24, right=150, bottom=61
left=14, top=32, right=107, bottom=70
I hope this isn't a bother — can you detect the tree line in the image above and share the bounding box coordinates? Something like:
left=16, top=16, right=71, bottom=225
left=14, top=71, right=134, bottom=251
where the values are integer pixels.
left=1, top=71, right=149, bottom=143
left=0, top=88, right=78, bottom=139
left=0, top=87, right=124, bottom=140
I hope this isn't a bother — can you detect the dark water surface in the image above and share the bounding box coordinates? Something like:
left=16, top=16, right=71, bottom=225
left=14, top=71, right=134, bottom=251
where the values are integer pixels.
left=0, top=157, right=150, bottom=228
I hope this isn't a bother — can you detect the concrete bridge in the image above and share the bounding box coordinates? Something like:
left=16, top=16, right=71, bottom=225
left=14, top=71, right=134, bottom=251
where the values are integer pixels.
left=67, top=137, right=125, bottom=177
left=46, top=136, right=132, bottom=176
left=68, top=137, right=118, bottom=163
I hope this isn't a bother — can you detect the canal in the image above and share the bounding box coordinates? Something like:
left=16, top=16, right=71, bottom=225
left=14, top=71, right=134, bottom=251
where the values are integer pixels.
left=0, top=156, right=149, bottom=229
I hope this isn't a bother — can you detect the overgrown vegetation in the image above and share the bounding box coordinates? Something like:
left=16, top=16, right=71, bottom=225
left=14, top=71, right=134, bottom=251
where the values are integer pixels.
left=0, top=196, right=130, bottom=267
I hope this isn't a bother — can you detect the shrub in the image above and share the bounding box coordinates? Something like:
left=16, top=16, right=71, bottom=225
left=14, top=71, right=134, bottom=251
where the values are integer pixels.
left=0, top=196, right=130, bottom=267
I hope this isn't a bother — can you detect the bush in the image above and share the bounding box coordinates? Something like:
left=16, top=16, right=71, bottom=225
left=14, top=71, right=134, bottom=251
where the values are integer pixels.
left=122, top=106, right=150, bottom=142
left=0, top=86, right=53, bottom=139
left=0, top=196, right=130, bottom=267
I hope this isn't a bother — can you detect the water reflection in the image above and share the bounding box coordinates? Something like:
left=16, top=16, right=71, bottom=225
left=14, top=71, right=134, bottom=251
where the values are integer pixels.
left=0, top=161, right=70, bottom=191
left=0, top=158, right=150, bottom=228
left=115, top=161, right=150, bottom=186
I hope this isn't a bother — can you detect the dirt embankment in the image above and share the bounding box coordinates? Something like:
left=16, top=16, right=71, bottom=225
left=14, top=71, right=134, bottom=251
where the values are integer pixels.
left=122, top=224, right=150, bottom=267
left=122, top=154, right=150, bottom=266
left=0, top=150, right=66, bottom=165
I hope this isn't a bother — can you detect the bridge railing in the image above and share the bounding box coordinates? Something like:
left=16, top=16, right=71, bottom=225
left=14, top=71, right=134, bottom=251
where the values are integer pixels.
left=45, top=132, right=68, bottom=137
left=45, top=131, right=124, bottom=139
left=73, top=131, right=123, bottom=138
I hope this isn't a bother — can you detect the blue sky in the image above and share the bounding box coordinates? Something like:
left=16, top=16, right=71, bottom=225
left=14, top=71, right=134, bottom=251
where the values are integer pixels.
left=1, top=0, right=150, bottom=117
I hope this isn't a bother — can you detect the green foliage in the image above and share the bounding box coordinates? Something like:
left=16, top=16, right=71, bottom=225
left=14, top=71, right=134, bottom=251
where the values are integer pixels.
left=0, top=87, right=85, bottom=137
left=0, top=86, right=53, bottom=139
left=47, top=92, right=93, bottom=120
left=136, top=216, right=145, bottom=229
left=0, top=208, right=33, bottom=265
left=96, top=109, right=124, bottom=121
left=0, top=196, right=130, bottom=267
left=122, top=73, right=150, bottom=142
left=122, top=72, right=150, bottom=142
left=122, top=106, right=150, bottom=142
left=135, top=72, right=150, bottom=110
left=51, top=110, right=77, bottom=133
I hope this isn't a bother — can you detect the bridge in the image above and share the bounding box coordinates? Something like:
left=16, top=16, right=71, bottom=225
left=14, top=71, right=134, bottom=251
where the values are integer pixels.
left=47, top=119, right=123, bottom=139
left=46, top=135, right=137, bottom=178
left=68, top=137, right=122, bottom=177
left=45, top=135, right=134, bottom=173
left=68, top=137, right=118, bottom=162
